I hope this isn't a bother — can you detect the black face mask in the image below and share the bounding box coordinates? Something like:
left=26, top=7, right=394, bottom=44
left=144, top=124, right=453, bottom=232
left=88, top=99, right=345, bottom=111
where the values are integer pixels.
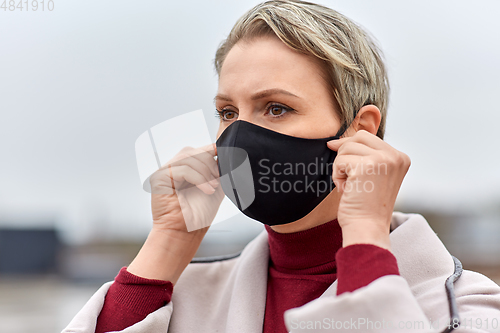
left=216, top=120, right=343, bottom=226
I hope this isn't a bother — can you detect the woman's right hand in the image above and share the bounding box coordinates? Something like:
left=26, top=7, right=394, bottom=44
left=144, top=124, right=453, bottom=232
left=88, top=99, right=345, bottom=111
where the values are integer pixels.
left=127, top=143, right=224, bottom=284
left=150, top=143, right=224, bottom=233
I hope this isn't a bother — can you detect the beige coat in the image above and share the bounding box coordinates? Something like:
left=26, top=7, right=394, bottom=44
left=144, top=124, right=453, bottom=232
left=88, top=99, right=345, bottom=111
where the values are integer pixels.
left=62, top=213, right=500, bottom=333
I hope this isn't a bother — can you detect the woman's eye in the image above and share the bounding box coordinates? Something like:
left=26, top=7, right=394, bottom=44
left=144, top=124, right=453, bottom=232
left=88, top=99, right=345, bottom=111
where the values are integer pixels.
left=217, top=109, right=238, bottom=121
left=224, top=111, right=237, bottom=120
left=267, top=105, right=290, bottom=117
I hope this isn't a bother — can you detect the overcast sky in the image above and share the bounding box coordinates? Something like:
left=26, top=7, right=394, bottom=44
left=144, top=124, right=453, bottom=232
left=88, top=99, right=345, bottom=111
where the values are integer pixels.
left=1, top=0, right=499, bottom=244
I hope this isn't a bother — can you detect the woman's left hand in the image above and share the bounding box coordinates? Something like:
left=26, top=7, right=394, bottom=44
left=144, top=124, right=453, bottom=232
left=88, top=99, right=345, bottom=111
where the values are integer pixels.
left=327, top=130, right=411, bottom=250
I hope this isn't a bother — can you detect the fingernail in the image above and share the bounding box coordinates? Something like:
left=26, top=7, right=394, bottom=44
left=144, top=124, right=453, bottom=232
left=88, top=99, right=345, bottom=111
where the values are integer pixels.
left=202, top=183, right=215, bottom=194
left=209, top=179, right=219, bottom=187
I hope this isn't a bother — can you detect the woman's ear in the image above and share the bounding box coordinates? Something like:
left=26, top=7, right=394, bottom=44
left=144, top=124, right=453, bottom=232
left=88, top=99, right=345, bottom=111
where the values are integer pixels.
left=353, top=104, right=381, bottom=135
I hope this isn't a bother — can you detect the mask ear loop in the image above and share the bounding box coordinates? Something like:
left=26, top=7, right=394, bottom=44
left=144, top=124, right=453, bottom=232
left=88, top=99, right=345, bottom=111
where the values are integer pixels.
left=335, top=100, right=372, bottom=137
left=335, top=110, right=359, bottom=138
left=335, top=121, right=349, bottom=137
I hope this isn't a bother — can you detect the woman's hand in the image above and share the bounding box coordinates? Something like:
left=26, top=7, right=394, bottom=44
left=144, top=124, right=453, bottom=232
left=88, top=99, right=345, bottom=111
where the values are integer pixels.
left=149, top=143, right=224, bottom=233
left=128, top=143, right=224, bottom=284
left=327, top=130, right=411, bottom=250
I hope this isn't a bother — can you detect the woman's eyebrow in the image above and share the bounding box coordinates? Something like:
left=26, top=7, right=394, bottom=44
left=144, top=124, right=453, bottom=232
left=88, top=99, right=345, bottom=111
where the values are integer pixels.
left=250, top=88, right=300, bottom=100
left=214, top=88, right=301, bottom=103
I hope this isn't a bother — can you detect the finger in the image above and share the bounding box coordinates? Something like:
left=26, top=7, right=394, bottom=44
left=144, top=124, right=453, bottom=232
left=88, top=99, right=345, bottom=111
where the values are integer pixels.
left=149, top=168, right=176, bottom=195
left=189, top=146, right=220, bottom=179
left=168, top=165, right=216, bottom=195
left=343, top=130, right=387, bottom=150
left=331, top=154, right=349, bottom=193
left=206, top=143, right=220, bottom=177
left=163, top=145, right=219, bottom=180
left=332, top=155, right=348, bottom=180
left=336, top=141, right=375, bottom=157
left=169, top=145, right=219, bottom=179
left=167, top=152, right=219, bottom=187
left=328, top=130, right=387, bottom=151
left=150, top=164, right=215, bottom=195
left=331, top=155, right=366, bottom=183
left=199, top=143, right=217, bottom=156
left=326, top=137, right=350, bottom=151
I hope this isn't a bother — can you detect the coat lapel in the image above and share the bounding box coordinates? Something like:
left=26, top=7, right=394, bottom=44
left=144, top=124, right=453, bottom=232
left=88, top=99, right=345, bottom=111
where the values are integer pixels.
left=389, top=212, right=455, bottom=320
left=224, top=230, right=270, bottom=333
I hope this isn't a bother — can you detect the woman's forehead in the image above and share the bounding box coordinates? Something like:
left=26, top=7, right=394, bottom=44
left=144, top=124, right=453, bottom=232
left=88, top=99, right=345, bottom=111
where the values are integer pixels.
left=217, top=36, right=327, bottom=98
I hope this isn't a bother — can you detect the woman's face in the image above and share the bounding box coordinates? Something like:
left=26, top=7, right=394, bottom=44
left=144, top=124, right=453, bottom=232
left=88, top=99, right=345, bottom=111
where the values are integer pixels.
left=215, top=35, right=342, bottom=140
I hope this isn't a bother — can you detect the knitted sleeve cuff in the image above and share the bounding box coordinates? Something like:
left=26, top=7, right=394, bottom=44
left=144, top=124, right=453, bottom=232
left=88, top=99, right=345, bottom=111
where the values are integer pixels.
left=335, top=244, right=399, bottom=295
left=111, top=266, right=174, bottom=314
left=95, top=267, right=173, bottom=333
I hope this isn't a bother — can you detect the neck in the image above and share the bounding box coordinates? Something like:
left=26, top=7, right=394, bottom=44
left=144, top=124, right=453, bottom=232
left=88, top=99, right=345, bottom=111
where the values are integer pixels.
left=265, top=217, right=342, bottom=271
left=270, top=190, right=340, bottom=233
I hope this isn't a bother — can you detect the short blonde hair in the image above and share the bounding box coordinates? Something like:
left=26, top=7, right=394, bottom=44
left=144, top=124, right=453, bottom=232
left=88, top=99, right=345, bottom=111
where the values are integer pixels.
left=214, top=0, right=389, bottom=139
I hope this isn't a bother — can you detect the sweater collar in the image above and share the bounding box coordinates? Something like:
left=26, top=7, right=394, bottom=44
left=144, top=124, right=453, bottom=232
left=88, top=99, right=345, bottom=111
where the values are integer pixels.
left=265, top=219, right=343, bottom=272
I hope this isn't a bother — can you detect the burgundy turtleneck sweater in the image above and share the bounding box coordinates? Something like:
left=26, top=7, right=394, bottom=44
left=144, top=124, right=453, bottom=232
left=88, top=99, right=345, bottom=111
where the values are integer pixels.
left=95, top=219, right=399, bottom=333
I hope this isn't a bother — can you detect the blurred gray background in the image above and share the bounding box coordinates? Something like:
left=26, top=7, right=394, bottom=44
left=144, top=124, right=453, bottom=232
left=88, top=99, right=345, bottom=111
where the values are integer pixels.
left=1, top=0, right=499, bottom=332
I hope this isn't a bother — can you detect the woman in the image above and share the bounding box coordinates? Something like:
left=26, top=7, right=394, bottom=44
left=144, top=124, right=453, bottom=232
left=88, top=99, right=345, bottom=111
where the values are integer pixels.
left=64, top=1, right=500, bottom=332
